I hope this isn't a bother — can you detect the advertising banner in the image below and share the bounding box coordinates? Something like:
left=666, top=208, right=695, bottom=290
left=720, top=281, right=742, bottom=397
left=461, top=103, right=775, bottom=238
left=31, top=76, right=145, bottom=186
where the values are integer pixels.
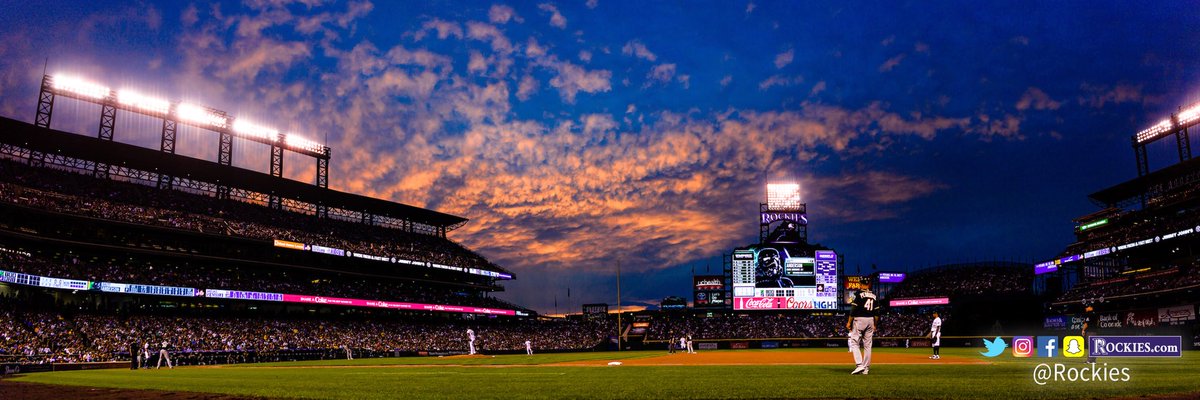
left=734, top=296, right=839, bottom=310
left=1089, top=336, right=1182, bottom=357
left=888, top=297, right=950, bottom=307
left=1158, top=305, right=1196, bottom=325
left=1044, top=316, right=1068, bottom=330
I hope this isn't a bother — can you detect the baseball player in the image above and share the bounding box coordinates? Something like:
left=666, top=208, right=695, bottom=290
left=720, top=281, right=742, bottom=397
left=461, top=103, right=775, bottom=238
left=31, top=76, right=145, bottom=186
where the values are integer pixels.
left=847, top=277, right=879, bottom=375
left=467, top=328, right=476, bottom=355
left=928, top=311, right=942, bottom=360
left=129, top=342, right=139, bottom=370
left=679, top=336, right=686, bottom=354
left=345, top=344, right=353, bottom=360
left=141, top=343, right=151, bottom=370
left=156, top=341, right=173, bottom=369
left=525, top=340, right=533, bottom=355
left=1082, top=305, right=1097, bottom=363
left=686, top=334, right=695, bottom=354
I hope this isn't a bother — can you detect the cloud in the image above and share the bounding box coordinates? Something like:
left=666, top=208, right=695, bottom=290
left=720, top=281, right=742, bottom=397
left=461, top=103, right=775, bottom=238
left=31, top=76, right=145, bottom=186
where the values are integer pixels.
left=621, top=40, right=657, bottom=61
left=538, top=3, right=567, bottom=29
left=809, top=81, right=826, bottom=97
left=758, top=74, right=802, bottom=90
left=578, top=50, right=592, bottom=62
left=646, top=63, right=676, bottom=84
left=516, top=74, right=539, bottom=100
left=488, top=4, right=521, bottom=24
left=774, top=48, right=794, bottom=69
left=541, top=57, right=612, bottom=102
left=720, top=75, right=733, bottom=87
left=879, top=53, right=905, bottom=72
left=972, top=113, right=1023, bottom=141
left=465, top=22, right=513, bottom=54
left=745, top=2, right=756, bottom=15
left=1077, top=83, right=1156, bottom=108
left=416, top=18, right=463, bottom=40
left=586, top=0, right=599, bottom=9
left=1015, top=87, right=1061, bottom=111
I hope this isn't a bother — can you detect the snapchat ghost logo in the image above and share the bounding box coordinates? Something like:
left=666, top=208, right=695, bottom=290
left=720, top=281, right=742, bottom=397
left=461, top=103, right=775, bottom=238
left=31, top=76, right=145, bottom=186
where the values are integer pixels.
left=1063, top=336, right=1085, bottom=358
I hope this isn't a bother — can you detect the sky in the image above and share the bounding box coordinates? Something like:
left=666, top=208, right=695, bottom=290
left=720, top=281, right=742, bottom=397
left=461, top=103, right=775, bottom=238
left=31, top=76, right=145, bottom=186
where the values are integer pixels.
left=0, top=1, right=1198, bottom=314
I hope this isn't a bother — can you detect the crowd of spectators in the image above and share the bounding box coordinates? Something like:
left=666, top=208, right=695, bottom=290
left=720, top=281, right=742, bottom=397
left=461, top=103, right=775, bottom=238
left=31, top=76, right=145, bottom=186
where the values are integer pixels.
left=0, top=159, right=506, bottom=275
left=0, top=300, right=612, bottom=364
left=1056, top=263, right=1200, bottom=303
left=886, top=263, right=1031, bottom=299
left=1067, top=203, right=1200, bottom=257
left=646, top=311, right=947, bottom=341
left=0, top=246, right=512, bottom=310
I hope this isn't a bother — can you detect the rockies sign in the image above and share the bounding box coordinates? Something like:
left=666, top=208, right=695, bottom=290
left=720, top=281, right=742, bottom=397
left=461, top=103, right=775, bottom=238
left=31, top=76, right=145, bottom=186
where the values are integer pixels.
left=761, top=212, right=808, bottom=225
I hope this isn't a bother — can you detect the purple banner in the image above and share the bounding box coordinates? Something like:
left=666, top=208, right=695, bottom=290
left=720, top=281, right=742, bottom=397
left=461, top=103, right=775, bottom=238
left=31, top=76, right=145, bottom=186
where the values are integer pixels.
left=1089, top=336, right=1182, bottom=357
left=877, top=272, right=906, bottom=283
left=1034, top=261, right=1058, bottom=275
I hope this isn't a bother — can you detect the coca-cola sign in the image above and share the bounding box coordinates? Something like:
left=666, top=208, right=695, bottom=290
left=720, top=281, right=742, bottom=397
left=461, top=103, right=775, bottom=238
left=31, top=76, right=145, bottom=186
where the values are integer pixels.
left=734, top=296, right=837, bottom=310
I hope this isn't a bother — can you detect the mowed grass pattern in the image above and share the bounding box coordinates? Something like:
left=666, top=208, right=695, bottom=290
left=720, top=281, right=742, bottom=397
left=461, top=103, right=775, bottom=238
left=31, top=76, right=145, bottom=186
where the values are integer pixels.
left=11, top=348, right=1200, bottom=399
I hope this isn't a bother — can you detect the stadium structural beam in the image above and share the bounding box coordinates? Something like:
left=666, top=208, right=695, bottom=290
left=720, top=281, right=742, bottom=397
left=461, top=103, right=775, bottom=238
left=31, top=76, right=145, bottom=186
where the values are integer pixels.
left=1132, top=137, right=1149, bottom=208
left=316, top=148, right=329, bottom=218
left=93, top=103, right=116, bottom=179
left=217, top=132, right=233, bottom=199
left=1176, top=114, right=1192, bottom=163
left=269, top=142, right=284, bottom=210
left=30, top=75, right=54, bottom=167
left=158, top=117, right=177, bottom=190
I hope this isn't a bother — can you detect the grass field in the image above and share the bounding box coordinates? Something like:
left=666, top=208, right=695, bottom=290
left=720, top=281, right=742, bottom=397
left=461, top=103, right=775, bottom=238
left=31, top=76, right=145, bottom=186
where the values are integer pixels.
left=9, top=348, right=1200, bottom=399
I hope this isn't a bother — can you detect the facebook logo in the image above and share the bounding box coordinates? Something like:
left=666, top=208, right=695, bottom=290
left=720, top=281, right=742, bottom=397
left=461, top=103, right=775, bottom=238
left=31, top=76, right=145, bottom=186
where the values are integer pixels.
left=1037, top=336, right=1058, bottom=358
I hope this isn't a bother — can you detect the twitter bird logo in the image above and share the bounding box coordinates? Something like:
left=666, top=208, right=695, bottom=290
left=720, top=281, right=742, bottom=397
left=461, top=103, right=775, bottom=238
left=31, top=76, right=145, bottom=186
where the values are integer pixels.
left=980, top=337, right=1008, bottom=357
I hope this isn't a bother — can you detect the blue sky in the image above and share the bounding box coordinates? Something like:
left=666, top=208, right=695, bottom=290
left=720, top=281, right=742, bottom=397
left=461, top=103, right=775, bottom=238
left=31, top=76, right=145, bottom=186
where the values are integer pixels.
left=0, top=1, right=1198, bottom=313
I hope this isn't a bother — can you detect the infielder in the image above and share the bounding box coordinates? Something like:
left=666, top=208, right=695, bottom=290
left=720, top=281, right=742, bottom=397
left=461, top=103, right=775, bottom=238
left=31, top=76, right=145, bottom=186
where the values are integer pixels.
left=928, top=311, right=942, bottom=360
left=345, top=344, right=353, bottom=360
left=525, top=340, right=533, bottom=355
left=679, top=336, right=686, bottom=354
left=156, top=341, right=173, bottom=369
left=686, top=334, right=695, bottom=354
left=467, top=328, right=476, bottom=355
left=847, top=277, right=879, bottom=375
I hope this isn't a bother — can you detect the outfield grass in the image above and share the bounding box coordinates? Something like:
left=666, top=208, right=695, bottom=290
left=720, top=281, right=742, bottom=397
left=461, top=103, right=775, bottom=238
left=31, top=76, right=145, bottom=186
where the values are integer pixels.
left=11, top=348, right=1200, bottom=399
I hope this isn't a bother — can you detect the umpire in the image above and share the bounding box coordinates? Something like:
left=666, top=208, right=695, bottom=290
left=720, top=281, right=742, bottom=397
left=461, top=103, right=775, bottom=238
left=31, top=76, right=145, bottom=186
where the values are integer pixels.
left=847, top=277, right=880, bottom=375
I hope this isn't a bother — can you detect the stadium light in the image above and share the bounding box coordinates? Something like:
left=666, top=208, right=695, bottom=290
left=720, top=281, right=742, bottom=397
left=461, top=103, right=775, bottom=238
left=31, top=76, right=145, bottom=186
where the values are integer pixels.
left=117, top=90, right=170, bottom=115
left=285, top=133, right=324, bottom=153
left=766, top=183, right=802, bottom=211
left=52, top=75, right=111, bottom=100
left=1136, top=102, right=1200, bottom=143
left=232, top=119, right=279, bottom=142
left=176, top=103, right=228, bottom=129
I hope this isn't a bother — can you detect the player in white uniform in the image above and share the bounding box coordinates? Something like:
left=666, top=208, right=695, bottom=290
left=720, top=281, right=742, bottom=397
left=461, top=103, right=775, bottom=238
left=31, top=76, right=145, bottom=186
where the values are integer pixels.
left=686, top=334, right=695, bottom=354
left=467, top=329, right=476, bottom=355
left=928, top=311, right=942, bottom=360
left=679, top=336, right=686, bottom=353
left=525, top=340, right=533, bottom=355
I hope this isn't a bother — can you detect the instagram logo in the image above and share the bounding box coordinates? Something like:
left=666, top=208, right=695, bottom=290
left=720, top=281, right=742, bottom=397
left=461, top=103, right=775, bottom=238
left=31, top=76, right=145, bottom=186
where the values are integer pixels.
left=1012, top=336, right=1034, bottom=357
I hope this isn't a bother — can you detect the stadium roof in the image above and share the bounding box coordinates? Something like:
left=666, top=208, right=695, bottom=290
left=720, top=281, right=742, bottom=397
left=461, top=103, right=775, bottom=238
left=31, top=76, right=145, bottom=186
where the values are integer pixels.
left=0, top=116, right=468, bottom=229
left=1089, top=156, right=1200, bottom=207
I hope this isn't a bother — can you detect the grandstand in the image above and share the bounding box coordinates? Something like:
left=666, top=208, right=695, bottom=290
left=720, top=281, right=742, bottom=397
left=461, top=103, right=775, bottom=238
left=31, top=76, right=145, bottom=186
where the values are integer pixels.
left=0, top=75, right=621, bottom=366
left=1035, top=101, right=1200, bottom=340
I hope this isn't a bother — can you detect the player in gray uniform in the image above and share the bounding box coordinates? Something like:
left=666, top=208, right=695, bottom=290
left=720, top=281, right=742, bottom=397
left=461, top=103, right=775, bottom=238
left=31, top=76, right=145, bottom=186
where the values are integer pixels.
left=467, top=329, right=476, bottom=355
left=525, top=340, right=533, bottom=355
left=847, top=277, right=879, bottom=375
left=156, top=341, right=173, bottom=369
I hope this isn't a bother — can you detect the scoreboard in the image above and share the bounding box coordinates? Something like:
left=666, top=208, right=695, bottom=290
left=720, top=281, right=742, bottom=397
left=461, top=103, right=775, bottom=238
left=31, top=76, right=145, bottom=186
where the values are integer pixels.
left=732, top=246, right=839, bottom=310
